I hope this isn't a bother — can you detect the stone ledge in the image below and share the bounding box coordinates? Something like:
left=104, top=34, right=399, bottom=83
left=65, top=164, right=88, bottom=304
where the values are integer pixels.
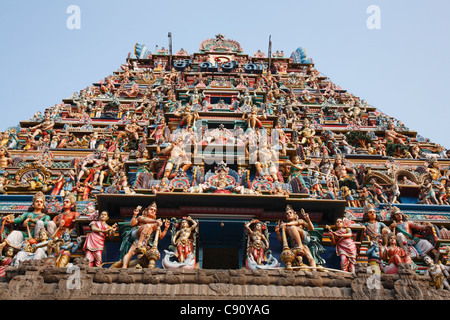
left=1, top=260, right=449, bottom=300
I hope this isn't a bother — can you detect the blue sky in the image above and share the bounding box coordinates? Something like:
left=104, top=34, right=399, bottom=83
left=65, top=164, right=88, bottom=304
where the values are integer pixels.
left=0, top=0, right=449, bottom=148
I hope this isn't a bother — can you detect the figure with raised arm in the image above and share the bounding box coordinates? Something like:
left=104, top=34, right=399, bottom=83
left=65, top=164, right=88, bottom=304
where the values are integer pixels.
left=326, top=218, right=357, bottom=273
left=275, top=205, right=317, bottom=268
left=83, top=210, right=117, bottom=267
left=119, top=203, right=169, bottom=268
left=172, top=216, right=198, bottom=264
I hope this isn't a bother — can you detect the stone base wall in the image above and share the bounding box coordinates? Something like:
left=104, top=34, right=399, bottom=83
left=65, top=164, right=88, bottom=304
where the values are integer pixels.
left=1, top=259, right=449, bottom=300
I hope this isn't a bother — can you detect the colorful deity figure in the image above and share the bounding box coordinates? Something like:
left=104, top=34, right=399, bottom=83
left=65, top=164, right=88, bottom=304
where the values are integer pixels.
left=98, top=150, right=124, bottom=186
left=244, top=219, right=279, bottom=270
left=13, top=228, right=52, bottom=266
left=29, top=112, right=55, bottom=141
left=286, top=155, right=309, bottom=194
left=424, top=255, right=450, bottom=291
left=389, top=206, right=439, bottom=262
left=0, top=246, right=15, bottom=277
left=202, top=162, right=238, bottom=194
left=333, top=154, right=359, bottom=189
left=255, top=139, right=282, bottom=183
left=0, top=146, right=12, bottom=171
left=326, top=218, right=357, bottom=273
left=381, top=232, right=411, bottom=274
left=366, top=240, right=383, bottom=275
left=51, top=193, right=80, bottom=238
left=384, top=121, right=408, bottom=146
left=133, top=149, right=155, bottom=189
left=149, top=117, right=170, bottom=146
left=54, top=231, right=83, bottom=268
left=185, top=88, right=205, bottom=110
left=83, top=210, right=117, bottom=267
left=238, top=88, right=257, bottom=113
left=368, top=178, right=389, bottom=204
left=159, top=137, right=192, bottom=180
left=361, top=204, right=389, bottom=245
left=245, top=219, right=269, bottom=266
left=3, top=192, right=57, bottom=248
left=151, top=177, right=174, bottom=194
left=162, top=217, right=198, bottom=269
left=116, top=116, right=145, bottom=145
left=297, top=118, right=316, bottom=146
left=174, top=103, right=200, bottom=129
left=275, top=205, right=317, bottom=269
left=0, top=171, right=9, bottom=195
left=117, top=203, right=170, bottom=269
left=243, top=106, right=266, bottom=131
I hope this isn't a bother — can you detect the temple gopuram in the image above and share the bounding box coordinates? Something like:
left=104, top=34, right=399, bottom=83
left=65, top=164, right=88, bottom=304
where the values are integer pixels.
left=0, top=34, right=450, bottom=301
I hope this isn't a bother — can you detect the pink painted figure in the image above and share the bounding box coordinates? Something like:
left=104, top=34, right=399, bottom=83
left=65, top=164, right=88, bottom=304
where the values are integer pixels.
left=326, top=218, right=357, bottom=273
left=0, top=246, right=14, bottom=277
left=381, top=232, right=411, bottom=274
left=83, top=211, right=117, bottom=267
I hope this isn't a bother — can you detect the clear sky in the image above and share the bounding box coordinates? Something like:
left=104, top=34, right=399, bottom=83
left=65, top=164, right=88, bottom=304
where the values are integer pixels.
left=0, top=0, right=449, bottom=148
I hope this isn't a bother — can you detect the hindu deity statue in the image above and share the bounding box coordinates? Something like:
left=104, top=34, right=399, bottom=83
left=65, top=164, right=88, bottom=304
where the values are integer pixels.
left=244, top=219, right=279, bottom=270
left=162, top=216, right=198, bottom=269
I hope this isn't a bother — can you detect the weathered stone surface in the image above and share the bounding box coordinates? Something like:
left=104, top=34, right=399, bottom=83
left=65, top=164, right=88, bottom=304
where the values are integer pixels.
left=1, top=261, right=448, bottom=300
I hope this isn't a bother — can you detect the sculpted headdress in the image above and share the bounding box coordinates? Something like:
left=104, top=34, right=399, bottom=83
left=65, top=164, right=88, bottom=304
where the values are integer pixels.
left=63, top=192, right=77, bottom=207
left=33, top=191, right=45, bottom=203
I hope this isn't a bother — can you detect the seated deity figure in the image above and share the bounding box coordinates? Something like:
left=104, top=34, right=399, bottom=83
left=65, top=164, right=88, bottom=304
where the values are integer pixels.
left=0, top=146, right=12, bottom=170
left=174, top=103, right=200, bottom=129
left=13, top=232, right=50, bottom=267
left=202, top=162, right=238, bottom=194
left=361, top=204, right=389, bottom=245
left=275, top=205, right=317, bottom=268
left=424, top=255, right=450, bottom=291
left=297, top=118, right=316, bottom=145
left=121, top=81, right=140, bottom=98
left=116, top=116, right=144, bottom=143
left=151, top=177, right=174, bottom=194
left=51, top=193, right=80, bottom=238
left=389, top=206, right=439, bottom=262
left=0, top=192, right=57, bottom=253
left=254, top=49, right=265, bottom=58
left=133, top=149, right=156, bottom=189
left=176, top=48, right=188, bottom=55
left=29, top=113, right=55, bottom=141
left=381, top=232, right=412, bottom=274
left=384, top=122, right=408, bottom=146
left=99, top=150, right=124, bottom=186
left=333, top=154, right=359, bottom=189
